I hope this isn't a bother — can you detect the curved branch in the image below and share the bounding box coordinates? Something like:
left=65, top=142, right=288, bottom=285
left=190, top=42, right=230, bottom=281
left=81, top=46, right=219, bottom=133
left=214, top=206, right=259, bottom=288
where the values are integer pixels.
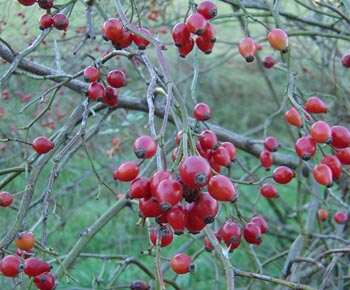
left=0, top=44, right=300, bottom=170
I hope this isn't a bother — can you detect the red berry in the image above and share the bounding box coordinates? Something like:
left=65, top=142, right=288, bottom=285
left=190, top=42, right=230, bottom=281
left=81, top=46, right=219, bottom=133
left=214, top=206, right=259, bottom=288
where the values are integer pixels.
left=107, top=70, right=126, bottom=88
left=195, top=140, right=211, bottom=159
left=87, top=82, right=105, bottom=100
left=52, top=13, right=69, bottom=31
left=260, top=183, right=279, bottom=198
left=103, top=86, right=118, bottom=107
left=238, top=37, right=257, bottom=62
left=295, top=136, right=317, bottom=161
left=185, top=207, right=207, bottom=234
left=317, top=208, right=328, bottom=221
left=190, top=192, right=218, bottom=224
left=154, top=179, right=183, bottom=211
left=133, top=27, right=152, bottom=50
left=335, top=147, right=350, bottom=165
left=166, top=204, right=189, bottom=235
left=15, top=231, right=35, bottom=251
left=0, top=191, right=14, bottom=207
left=221, top=141, right=236, bottom=160
left=112, top=28, right=134, bottom=49
left=341, top=54, right=350, bottom=68
left=260, top=150, right=273, bottom=170
left=204, top=232, right=221, bottom=252
left=305, top=97, right=327, bottom=114
left=243, top=222, right=262, bottom=245
left=0, top=255, right=23, bottom=277
left=32, top=136, right=54, bottom=154
left=272, top=166, right=295, bottom=184
left=102, top=18, right=123, bottom=42
left=334, top=211, right=347, bottom=224
left=172, top=22, right=191, bottom=47
left=83, top=66, right=99, bottom=82
left=17, top=0, right=36, bottom=6
left=262, top=55, right=275, bottom=68
left=138, top=197, right=161, bottom=218
left=264, top=136, right=279, bottom=152
left=196, top=35, right=214, bottom=54
left=150, top=170, right=173, bottom=197
left=16, top=248, right=34, bottom=259
left=130, top=280, right=150, bottom=290
left=320, top=154, right=342, bottom=180
left=213, top=146, right=232, bottom=168
left=199, top=129, right=219, bottom=150
left=33, top=272, right=56, bottom=290
left=313, top=163, right=333, bottom=187
left=113, top=161, right=139, bottom=182
left=179, top=155, right=212, bottom=189
left=267, top=28, right=288, bottom=53
left=250, top=215, right=268, bottom=234
left=128, top=177, right=151, bottom=199
left=178, top=37, right=195, bottom=58
left=201, top=22, right=216, bottom=43
left=193, top=102, right=211, bottom=121
left=170, top=253, right=194, bottom=274
left=207, top=174, right=237, bottom=202
left=219, top=218, right=242, bottom=251
left=149, top=224, right=173, bottom=247
left=38, top=0, right=54, bottom=9
left=133, top=135, right=157, bottom=159
left=331, top=125, right=350, bottom=149
left=310, top=120, right=332, bottom=144
left=285, top=107, right=303, bottom=127
left=196, top=1, right=217, bottom=20
left=24, top=257, right=51, bottom=277
left=39, top=14, right=53, bottom=30
left=186, top=12, right=208, bottom=36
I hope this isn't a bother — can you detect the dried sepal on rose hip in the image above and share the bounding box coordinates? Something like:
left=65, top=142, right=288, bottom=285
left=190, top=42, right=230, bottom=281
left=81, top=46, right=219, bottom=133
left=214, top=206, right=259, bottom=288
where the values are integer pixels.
left=238, top=37, right=257, bottom=62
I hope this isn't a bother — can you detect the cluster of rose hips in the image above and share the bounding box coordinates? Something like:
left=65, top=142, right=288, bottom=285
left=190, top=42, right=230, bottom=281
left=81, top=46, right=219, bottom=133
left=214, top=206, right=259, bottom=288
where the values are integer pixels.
left=84, top=65, right=126, bottom=107
left=204, top=215, right=268, bottom=253
left=16, top=0, right=69, bottom=31
left=102, top=18, right=152, bottom=50
left=0, top=231, right=55, bottom=290
left=238, top=28, right=289, bottom=63
left=284, top=96, right=350, bottom=188
left=318, top=208, right=350, bottom=226
left=111, top=101, right=278, bottom=275
left=172, top=1, right=217, bottom=57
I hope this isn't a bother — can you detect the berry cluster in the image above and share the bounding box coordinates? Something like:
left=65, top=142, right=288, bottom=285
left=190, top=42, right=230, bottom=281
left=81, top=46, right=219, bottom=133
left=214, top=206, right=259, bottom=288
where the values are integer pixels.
left=284, top=97, right=350, bottom=188
left=84, top=65, right=126, bottom=108
left=111, top=101, right=281, bottom=275
left=172, top=1, right=217, bottom=57
left=17, top=0, right=69, bottom=31
left=102, top=18, right=152, bottom=50
left=0, top=231, right=55, bottom=290
left=238, top=28, right=289, bottom=63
